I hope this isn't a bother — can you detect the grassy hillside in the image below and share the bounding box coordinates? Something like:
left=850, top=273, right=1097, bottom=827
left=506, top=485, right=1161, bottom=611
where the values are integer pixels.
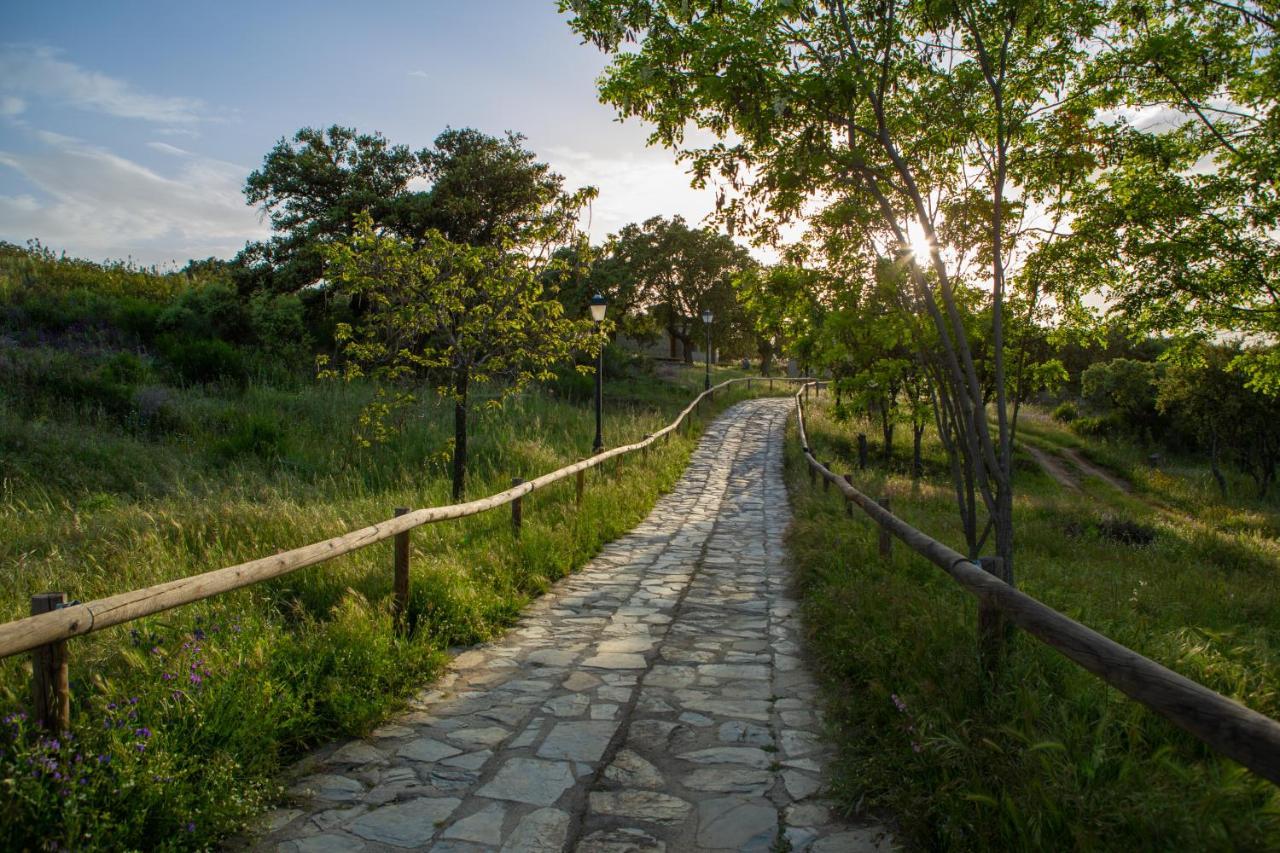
left=788, top=399, right=1280, bottom=850
left=0, top=242, right=769, bottom=849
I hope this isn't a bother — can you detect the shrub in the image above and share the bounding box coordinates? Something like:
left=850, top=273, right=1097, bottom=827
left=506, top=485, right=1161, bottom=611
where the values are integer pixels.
left=211, top=412, right=289, bottom=462
left=158, top=282, right=253, bottom=344
left=1070, top=413, right=1125, bottom=439
left=159, top=336, right=248, bottom=387
left=1051, top=400, right=1079, bottom=423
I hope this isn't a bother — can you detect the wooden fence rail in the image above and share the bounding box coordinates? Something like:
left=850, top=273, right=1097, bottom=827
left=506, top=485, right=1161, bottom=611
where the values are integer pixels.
left=0, top=376, right=815, bottom=730
left=793, top=383, right=1280, bottom=786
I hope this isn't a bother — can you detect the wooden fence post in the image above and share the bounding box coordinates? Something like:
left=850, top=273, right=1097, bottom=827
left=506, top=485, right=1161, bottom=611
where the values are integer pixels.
left=31, top=593, right=70, bottom=732
left=844, top=474, right=855, bottom=516
left=511, top=478, right=524, bottom=536
left=978, top=556, right=1008, bottom=668
left=575, top=465, right=585, bottom=508
left=392, top=508, right=410, bottom=633
left=857, top=434, right=868, bottom=470
left=877, top=497, right=892, bottom=558
left=769, top=377, right=774, bottom=392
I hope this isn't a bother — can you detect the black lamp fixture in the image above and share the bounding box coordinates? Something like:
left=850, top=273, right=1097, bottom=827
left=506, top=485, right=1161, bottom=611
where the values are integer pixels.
left=701, top=308, right=714, bottom=391
left=591, top=294, right=607, bottom=454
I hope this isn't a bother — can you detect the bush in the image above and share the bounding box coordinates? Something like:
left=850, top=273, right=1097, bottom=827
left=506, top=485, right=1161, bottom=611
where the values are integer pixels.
left=1051, top=400, right=1079, bottom=423
left=158, top=336, right=248, bottom=387
left=158, top=282, right=253, bottom=344
left=1070, top=413, right=1125, bottom=439
left=211, top=412, right=289, bottom=462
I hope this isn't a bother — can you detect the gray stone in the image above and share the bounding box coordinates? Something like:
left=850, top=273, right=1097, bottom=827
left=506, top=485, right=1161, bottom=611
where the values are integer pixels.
left=542, top=693, right=590, bottom=717
left=682, top=766, right=773, bottom=795
left=278, top=835, right=366, bottom=853
left=576, top=827, right=667, bottom=853
left=326, top=742, right=387, bottom=765
left=603, top=749, right=664, bottom=789
left=718, top=720, right=774, bottom=746
left=563, top=672, right=602, bottom=691
left=677, top=746, right=773, bottom=768
left=440, top=750, right=491, bottom=770
left=500, top=807, right=570, bottom=852
left=588, top=790, right=692, bottom=825
left=695, top=797, right=778, bottom=850
left=290, top=774, right=364, bottom=802
left=782, top=769, right=824, bottom=801
left=397, top=738, right=463, bottom=763
left=476, top=757, right=575, bottom=805
left=535, top=720, right=619, bottom=763
left=348, top=796, right=461, bottom=847
left=440, top=802, right=505, bottom=845
left=582, top=652, right=647, bottom=669
left=446, top=726, right=509, bottom=749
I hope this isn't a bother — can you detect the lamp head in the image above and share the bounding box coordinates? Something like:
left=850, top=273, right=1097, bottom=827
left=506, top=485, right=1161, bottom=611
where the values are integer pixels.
left=590, top=294, right=607, bottom=323
left=701, top=309, right=713, bottom=325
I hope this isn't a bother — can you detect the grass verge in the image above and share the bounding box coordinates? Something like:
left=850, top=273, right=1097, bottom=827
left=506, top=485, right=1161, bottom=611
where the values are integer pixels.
left=0, top=363, right=767, bottom=850
left=787, top=399, right=1280, bottom=850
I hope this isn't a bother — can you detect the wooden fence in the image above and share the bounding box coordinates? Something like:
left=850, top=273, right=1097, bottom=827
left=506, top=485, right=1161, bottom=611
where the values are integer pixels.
left=0, top=375, right=818, bottom=731
left=793, top=383, right=1280, bottom=786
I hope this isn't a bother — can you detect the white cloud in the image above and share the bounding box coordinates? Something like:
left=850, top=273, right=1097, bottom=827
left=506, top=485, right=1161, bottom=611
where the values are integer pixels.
left=0, top=96, right=25, bottom=117
left=408, top=70, right=429, bottom=79
left=0, top=131, right=269, bottom=265
left=0, top=44, right=207, bottom=124
left=146, top=141, right=192, bottom=156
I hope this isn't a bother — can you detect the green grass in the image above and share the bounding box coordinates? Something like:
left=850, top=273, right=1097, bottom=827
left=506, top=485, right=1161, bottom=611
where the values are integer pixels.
left=0, top=360, right=768, bottom=850
left=788, top=400, right=1280, bottom=851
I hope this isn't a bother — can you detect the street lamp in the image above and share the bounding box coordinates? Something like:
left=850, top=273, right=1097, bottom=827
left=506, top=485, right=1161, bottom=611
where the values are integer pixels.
left=591, top=294, right=607, bottom=454
left=701, top=308, right=714, bottom=391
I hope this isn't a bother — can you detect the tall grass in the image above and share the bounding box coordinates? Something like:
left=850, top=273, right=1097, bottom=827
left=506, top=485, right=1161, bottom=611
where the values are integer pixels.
left=788, top=400, right=1280, bottom=850
left=0, top=362, right=765, bottom=849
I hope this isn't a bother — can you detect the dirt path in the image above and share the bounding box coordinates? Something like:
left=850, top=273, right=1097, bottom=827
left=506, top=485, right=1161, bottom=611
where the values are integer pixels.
left=1059, top=447, right=1132, bottom=494
left=1020, top=443, right=1082, bottom=493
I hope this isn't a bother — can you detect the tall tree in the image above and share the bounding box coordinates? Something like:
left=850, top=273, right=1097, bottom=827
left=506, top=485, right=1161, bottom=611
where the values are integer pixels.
left=316, top=130, right=597, bottom=500
left=602, top=216, right=754, bottom=361
left=562, top=0, right=1101, bottom=574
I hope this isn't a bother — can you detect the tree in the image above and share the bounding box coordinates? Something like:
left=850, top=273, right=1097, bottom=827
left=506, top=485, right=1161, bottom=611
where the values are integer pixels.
left=239, top=126, right=592, bottom=299
left=601, top=216, right=754, bottom=361
left=563, top=0, right=1103, bottom=576
left=240, top=126, right=425, bottom=294
left=323, top=215, right=597, bottom=500
left=733, top=263, right=827, bottom=376
left=313, top=129, right=597, bottom=500
left=1159, top=344, right=1280, bottom=497
left=1051, top=1, right=1280, bottom=392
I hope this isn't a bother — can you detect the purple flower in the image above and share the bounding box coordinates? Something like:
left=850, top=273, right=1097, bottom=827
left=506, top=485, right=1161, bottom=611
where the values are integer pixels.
left=128, top=697, right=139, bottom=705
left=189, top=673, right=202, bottom=685
left=891, top=693, right=908, bottom=714
left=134, top=728, right=151, bottom=739
left=161, top=673, right=174, bottom=681
left=186, top=822, right=196, bottom=833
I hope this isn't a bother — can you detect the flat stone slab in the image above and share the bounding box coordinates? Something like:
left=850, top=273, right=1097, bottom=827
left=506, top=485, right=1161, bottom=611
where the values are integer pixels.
left=475, top=757, right=575, bottom=806
left=256, top=399, right=892, bottom=853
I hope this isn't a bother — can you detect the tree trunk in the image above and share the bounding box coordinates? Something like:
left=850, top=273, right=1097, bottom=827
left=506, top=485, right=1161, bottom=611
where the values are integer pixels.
left=913, top=423, right=924, bottom=479
left=1209, top=429, right=1227, bottom=498
left=680, top=335, right=694, bottom=364
left=881, top=404, right=894, bottom=461
left=451, top=368, right=469, bottom=502
left=760, top=344, right=774, bottom=377
left=669, top=332, right=678, bottom=360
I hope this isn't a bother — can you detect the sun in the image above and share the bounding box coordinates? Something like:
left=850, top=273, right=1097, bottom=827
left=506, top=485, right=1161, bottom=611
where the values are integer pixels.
left=905, top=222, right=934, bottom=260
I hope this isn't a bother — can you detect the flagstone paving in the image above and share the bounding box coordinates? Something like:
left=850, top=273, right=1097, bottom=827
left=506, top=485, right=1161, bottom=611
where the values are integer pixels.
left=252, top=397, right=894, bottom=852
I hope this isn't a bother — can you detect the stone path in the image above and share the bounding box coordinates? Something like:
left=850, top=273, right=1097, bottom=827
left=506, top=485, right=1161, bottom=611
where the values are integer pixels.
left=253, top=398, right=893, bottom=853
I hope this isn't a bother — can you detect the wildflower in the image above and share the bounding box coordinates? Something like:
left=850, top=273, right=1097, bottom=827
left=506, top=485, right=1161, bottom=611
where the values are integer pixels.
left=891, top=693, right=908, bottom=714
left=161, top=673, right=174, bottom=681
left=189, top=673, right=202, bottom=685
left=96, top=754, right=111, bottom=765
left=107, top=703, right=117, bottom=711
left=134, top=728, right=151, bottom=739
left=128, top=697, right=139, bottom=705
left=186, top=822, right=196, bottom=833
left=193, top=628, right=206, bottom=641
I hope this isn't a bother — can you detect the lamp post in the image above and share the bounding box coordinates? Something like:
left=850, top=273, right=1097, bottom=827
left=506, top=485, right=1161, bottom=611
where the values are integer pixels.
left=590, top=294, right=607, bottom=454
left=701, top=308, right=714, bottom=391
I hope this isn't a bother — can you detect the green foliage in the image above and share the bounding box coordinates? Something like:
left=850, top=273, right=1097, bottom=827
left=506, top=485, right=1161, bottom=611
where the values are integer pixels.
left=1051, top=401, right=1078, bottom=423
left=158, top=336, right=248, bottom=387
left=1080, top=358, right=1164, bottom=439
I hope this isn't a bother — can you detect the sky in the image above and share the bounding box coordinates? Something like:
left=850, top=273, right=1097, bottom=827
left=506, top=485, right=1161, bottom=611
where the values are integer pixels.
left=0, top=1, right=720, bottom=268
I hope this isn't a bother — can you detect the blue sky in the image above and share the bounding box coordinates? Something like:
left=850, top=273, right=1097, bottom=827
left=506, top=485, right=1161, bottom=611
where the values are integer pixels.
left=0, top=1, right=717, bottom=266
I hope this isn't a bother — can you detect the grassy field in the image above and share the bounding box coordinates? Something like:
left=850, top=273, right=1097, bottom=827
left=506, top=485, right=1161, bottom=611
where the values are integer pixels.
left=787, top=399, right=1280, bottom=850
left=0, top=357, right=767, bottom=850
